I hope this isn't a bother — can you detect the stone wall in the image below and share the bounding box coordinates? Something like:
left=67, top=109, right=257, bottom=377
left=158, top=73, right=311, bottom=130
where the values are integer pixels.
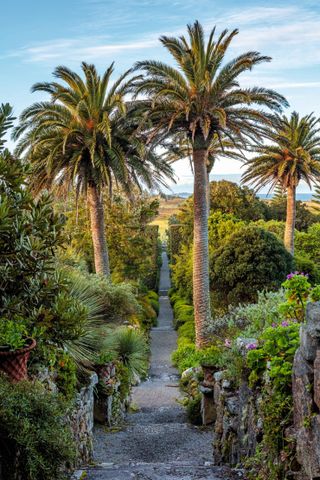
left=94, top=362, right=130, bottom=427
left=70, top=372, right=98, bottom=465
left=200, top=302, right=320, bottom=479
left=292, top=302, right=320, bottom=480
left=204, top=370, right=262, bottom=466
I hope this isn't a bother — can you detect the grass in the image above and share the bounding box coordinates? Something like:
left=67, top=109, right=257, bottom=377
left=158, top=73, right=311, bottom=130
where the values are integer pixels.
left=149, top=196, right=184, bottom=238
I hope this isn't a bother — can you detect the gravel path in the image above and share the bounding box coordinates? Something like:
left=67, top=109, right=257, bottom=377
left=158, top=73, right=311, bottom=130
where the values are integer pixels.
left=84, top=249, right=237, bottom=480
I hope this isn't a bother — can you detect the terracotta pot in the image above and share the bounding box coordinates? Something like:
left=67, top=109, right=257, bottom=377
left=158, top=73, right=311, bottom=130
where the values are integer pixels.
left=0, top=338, right=36, bottom=382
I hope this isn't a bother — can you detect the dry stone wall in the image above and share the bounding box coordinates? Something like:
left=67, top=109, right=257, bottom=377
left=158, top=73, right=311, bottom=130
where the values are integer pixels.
left=201, top=302, right=320, bottom=479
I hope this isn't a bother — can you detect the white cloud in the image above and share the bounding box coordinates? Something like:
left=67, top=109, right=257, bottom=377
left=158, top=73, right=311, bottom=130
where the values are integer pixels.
left=4, top=4, right=320, bottom=72
left=6, top=36, right=158, bottom=63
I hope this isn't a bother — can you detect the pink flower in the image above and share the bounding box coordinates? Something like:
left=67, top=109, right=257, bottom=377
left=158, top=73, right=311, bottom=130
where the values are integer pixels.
left=224, top=339, right=232, bottom=348
left=281, top=321, right=289, bottom=327
left=246, top=343, right=257, bottom=350
left=272, top=323, right=277, bottom=328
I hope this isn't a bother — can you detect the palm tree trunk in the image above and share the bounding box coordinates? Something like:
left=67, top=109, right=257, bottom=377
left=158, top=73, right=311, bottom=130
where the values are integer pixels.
left=284, top=184, right=296, bottom=255
left=193, top=148, right=212, bottom=349
left=87, top=183, right=110, bottom=276
left=206, top=169, right=211, bottom=217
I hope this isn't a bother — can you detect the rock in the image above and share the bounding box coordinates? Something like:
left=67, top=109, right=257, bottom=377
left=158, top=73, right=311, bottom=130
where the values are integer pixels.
left=181, top=366, right=201, bottom=379
left=201, top=391, right=216, bottom=425
left=305, top=302, right=320, bottom=339
left=199, top=385, right=213, bottom=395
left=213, top=371, right=225, bottom=382
left=314, top=350, right=320, bottom=409
left=300, top=324, right=319, bottom=362
left=222, top=379, right=232, bottom=390
left=293, top=349, right=314, bottom=428
left=225, top=397, right=239, bottom=416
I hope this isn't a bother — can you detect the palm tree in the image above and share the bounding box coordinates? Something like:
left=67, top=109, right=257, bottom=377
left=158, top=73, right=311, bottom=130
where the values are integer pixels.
left=242, top=112, right=320, bottom=255
left=0, top=103, right=15, bottom=150
left=133, top=21, right=288, bottom=348
left=14, top=63, right=173, bottom=276
left=163, top=133, right=245, bottom=213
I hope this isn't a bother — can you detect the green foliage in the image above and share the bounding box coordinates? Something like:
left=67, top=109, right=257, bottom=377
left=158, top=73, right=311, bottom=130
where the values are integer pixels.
left=66, top=269, right=141, bottom=323
left=172, top=343, right=222, bottom=374
left=15, top=63, right=173, bottom=213
left=206, top=290, right=285, bottom=339
left=0, top=317, right=29, bottom=350
left=296, top=223, right=320, bottom=264
left=278, top=272, right=320, bottom=321
left=0, top=153, right=65, bottom=324
left=242, top=111, right=320, bottom=213
left=103, top=327, right=149, bottom=380
left=171, top=212, right=247, bottom=302
left=269, top=199, right=319, bottom=232
left=247, top=323, right=300, bottom=390
left=171, top=243, right=193, bottom=301
left=186, top=394, right=202, bottom=425
left=0, top=375, right=75, bottom=480
left=294, top=254, right=320, bottom=283
left=59, top=194, right=161, bottom=290
left=168, top=224, right=188, bottom=261
left=245, top=390, right=295, bottom=480
left=55, top=352, right=78, bottom=400
left=209, top=181, right=270, bottom=221
left=254, top=219, right=285, bottom=241
left=245, top=321, right=300, bottom=480
left=210, top=226, right=293, bottom=309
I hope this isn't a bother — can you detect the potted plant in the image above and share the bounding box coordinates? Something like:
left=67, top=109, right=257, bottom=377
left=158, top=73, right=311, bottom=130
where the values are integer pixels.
left=0, top=318, right=36, bottom=382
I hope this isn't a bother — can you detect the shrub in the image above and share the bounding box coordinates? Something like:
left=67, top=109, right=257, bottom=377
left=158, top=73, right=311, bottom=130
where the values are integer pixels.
left=0, top=376, right=75, bottom=480
left=206, top=290, right=285, bottom=339
left=210, top=226, right=293, bottom=309
left=102, top=327, right=149, bottom=380
left=178, top=320, right=195, bottom=343
left=172, top=343, right=222, bottom=374
left=168, top=224, right=188, bottom=260
left=186, top=395, right=202, bottom=425
left=294, top=254, right=320, bottom=283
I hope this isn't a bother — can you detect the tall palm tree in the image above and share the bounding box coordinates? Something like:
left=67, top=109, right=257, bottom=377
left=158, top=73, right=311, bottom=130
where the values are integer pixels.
left=242, top=112, right=320, bottom=255
left=14, top=63, right=173, bottom=276
left=133, top=21, right=288, bottom=348
left=163, top=133, right=245, bottom=213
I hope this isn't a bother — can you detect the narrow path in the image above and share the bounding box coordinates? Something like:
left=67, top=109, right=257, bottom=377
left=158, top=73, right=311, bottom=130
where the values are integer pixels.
left=86, top=249, right=235, bottom=480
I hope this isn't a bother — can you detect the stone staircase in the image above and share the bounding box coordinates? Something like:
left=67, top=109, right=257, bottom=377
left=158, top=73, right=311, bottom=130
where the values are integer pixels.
left=81, top=250, right=238, bottom=480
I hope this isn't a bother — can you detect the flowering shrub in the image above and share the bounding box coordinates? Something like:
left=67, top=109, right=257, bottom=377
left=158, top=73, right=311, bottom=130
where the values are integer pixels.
left=247, top=322, right=300, bottom=390
left=279, top=272, right=320, bottom=321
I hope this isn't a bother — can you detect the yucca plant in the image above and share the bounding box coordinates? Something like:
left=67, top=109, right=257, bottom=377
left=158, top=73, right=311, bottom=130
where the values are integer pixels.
left=103, top=327, right=149, bottom=380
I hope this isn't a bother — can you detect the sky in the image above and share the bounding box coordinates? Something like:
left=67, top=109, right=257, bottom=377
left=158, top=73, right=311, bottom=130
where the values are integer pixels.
left=1, top=0, right=320, bottom=193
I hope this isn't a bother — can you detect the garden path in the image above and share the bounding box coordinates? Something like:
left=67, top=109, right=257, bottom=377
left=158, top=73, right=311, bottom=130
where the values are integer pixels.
left=84, top=248, right=236, bottom=480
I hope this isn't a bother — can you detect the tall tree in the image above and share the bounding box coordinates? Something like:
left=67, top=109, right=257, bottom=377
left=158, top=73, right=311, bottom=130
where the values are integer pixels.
left=163, top=133, right=245, bottom=213
left=14, top=63, right=173, bottom=276
left=242, top=112, right=320, bottom=255
left=134, top=21, right=288, bottom=347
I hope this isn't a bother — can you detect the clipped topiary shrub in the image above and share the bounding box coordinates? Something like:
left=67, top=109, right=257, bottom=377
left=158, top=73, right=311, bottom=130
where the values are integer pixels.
left=210, top=226, right=293, bottom=309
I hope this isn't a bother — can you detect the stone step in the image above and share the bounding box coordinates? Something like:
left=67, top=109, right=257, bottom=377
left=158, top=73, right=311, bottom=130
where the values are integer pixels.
left=79, top=462, right=239, bottom=480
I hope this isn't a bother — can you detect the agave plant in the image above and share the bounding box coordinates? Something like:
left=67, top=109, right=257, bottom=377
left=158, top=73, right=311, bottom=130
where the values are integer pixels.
left=103, top=326, right=149, bottom=380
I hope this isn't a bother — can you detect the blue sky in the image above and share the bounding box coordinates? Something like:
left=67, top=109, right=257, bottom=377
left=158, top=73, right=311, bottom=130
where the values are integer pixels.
left=1, top=0, right=320, bottom=192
